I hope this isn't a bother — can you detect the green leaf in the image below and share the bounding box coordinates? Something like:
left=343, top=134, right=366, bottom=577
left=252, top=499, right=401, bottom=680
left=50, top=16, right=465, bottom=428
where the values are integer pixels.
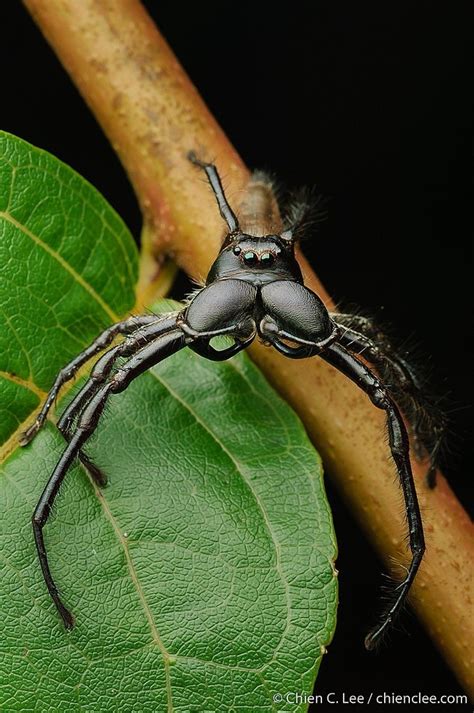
left=0, top=132, right=337, bottom=712
left=0, top=131, right=137, bottom=449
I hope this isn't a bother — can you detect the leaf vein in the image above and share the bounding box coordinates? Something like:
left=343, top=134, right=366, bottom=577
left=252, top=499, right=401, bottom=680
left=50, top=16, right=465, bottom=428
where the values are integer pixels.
left=88, top=483, right=174, bottom=712
left=2, top=153, right=136, bottom=288
left=0, top=370, right=46, bottom=398
left=0, top=210, right=118, bottom=323
left=149, top=368, right=293, bottom=666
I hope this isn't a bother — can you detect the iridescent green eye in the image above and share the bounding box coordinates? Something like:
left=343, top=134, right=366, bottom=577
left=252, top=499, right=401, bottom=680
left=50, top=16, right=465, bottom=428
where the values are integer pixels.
left=233, top=246, right=241, bottom=255
left=260, top=252, right=275, bottom=267
left=243, top=251, right=258, bottom=266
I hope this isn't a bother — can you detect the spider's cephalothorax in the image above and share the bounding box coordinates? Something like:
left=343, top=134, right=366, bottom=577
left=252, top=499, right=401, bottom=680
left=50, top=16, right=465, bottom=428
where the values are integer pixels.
left=183, top=225, right=335, bottom=358
left=22, top=152, right=444, bottom=650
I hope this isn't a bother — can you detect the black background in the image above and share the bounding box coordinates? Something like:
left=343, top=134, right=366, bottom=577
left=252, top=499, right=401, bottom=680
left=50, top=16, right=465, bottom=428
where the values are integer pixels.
left=1, top=3, right=472, bottom=711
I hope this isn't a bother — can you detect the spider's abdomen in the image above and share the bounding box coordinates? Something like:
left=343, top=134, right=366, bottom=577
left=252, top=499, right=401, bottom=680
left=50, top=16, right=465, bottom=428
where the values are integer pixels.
left=184, top=279, right=257, bottom=333
left=260, top=280, right=333, bottom=342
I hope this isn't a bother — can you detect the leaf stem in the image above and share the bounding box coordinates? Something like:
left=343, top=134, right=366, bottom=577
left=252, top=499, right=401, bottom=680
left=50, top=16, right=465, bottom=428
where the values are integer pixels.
left=136, top=220, right=178, bottom=311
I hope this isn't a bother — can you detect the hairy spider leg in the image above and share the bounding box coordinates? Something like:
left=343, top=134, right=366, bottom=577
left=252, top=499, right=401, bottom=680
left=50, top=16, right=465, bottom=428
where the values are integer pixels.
left=57, top=312, right=194, bottom=487
left=56, top=344, right=135, bottom=487
left=33, top=427, right=94, bottom=628
left=23, top=315, right=172, bottom=486
left=336, top=323, right=425, bottom=451
left=337, top=324, right=415, bottom=389
left=57, top=316, right=180, bottom=439
left=57, top=315, right=253, bottom=457
left=57, top=343, right=140, bottom=437
left=334, top=315, right=445, bottom=488
left=188, top=151, right=240, bottom=233
left=321, top=343, right=425, bottom=649
left=20, top=314, right=160, bottom=446
left=335, top=314, right=422, bottom=385
left=32, top=325, right=187, bottom=629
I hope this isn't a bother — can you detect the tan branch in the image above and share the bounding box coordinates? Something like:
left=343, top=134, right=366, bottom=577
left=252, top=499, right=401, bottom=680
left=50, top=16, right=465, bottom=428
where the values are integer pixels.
left=24, top=0, right=474, bottom=694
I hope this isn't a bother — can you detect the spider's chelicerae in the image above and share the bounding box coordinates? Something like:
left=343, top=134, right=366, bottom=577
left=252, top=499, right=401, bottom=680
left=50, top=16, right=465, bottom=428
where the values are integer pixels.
left=22, top=152, right=444, bottom=650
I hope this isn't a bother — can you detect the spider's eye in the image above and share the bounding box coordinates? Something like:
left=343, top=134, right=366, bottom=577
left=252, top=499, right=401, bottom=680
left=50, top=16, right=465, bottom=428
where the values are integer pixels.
left=233, top=246, right=241, bottom=255
left=243, top=251, right=258, bottom=266
left=260, top=252, right=275, bottom=267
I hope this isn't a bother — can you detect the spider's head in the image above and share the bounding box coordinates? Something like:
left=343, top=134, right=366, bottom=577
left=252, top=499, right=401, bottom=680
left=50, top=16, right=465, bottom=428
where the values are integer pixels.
left=186, top=151, right=309, bottom=286
left=206, top=231, right=303, bottom=286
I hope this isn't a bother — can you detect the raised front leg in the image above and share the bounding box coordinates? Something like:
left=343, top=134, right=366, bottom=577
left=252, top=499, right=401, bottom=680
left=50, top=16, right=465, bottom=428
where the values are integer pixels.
left=188, top=152, right=240, bottom=233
